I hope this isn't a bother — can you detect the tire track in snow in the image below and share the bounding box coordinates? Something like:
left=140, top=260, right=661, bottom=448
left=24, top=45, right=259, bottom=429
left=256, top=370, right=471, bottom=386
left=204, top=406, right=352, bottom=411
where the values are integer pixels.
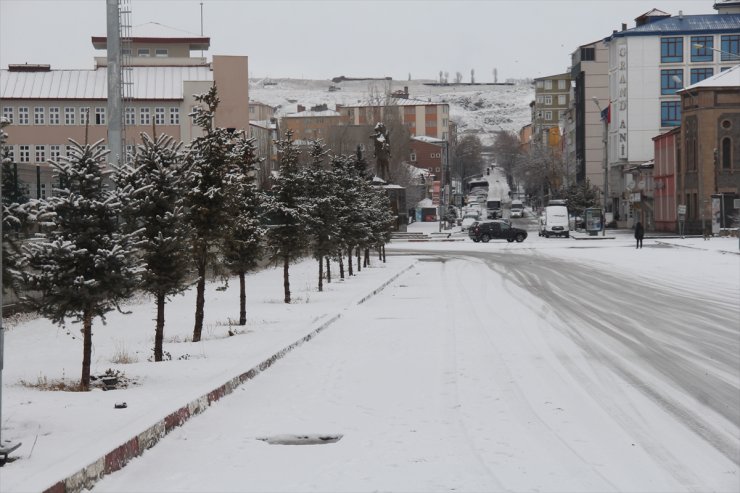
left=478, top=249, right=740, bottom=469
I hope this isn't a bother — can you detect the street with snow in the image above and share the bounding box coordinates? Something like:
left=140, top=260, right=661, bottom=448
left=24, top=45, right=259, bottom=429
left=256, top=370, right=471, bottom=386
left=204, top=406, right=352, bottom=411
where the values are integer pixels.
left=2, top=218, right=738, bottom=492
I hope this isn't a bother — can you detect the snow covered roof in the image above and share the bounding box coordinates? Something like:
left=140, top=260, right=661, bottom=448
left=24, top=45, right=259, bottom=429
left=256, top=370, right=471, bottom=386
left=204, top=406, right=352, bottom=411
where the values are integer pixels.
left=284, top=109, right=341, bottom=118
left=0, top=66, right=212, bottom=100
left=684, top=63, right=740, bottom=90
left=250, top=120, right=277, bottom=130
left=412, top=135, right=446, bottom=145
left=607, top=14, right=740, bottom=40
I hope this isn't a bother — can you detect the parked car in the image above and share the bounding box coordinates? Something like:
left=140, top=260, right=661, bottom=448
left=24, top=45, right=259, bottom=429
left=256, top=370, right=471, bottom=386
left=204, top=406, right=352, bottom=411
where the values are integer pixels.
left=460, top=213, right=480, bottom=231
left=468, top=220, right=528, bottom=243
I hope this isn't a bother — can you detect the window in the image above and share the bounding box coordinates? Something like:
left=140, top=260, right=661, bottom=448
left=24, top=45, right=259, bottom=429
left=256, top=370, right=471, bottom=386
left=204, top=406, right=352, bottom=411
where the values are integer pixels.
left=690, top=68, right=713, bottom=84
left=536, top=96, right=543, bottom=104
left=660, top=69, right=683, bottom=95
left=34, top=107, right=45, bottom=125
left=49, top=107, right=60, bottom=125
left=2, top=107, right=13, bottom=123
left=18, top=107, right=29, bottom=125
left=80, top=107, right=90, bottom=125
left=140, top=107, right=150, bottom=125
left=65, top=107, right=75, bottom=125
left=155, top=48, right=168, bottom=57
left=5, top=145, right=13, bottom=162
left=722, top=137, right=732, bottom=169
left=661, top=37, right=683, bottom=63
left=721, top=66, right=733, bottom=72
left=544, top=95, right=552, bottom=105
left=442, top=118, right=448, bottom=127
left=95, top=107, right=106, bottom=125
left=50, top=145, right=61, bottom=160
left=138, top=48, right=150, bottom=57
left=691, top=36, right=713, bottom=62
left=425, top=106, right=436, bottom=114
left=721, top=35, right=740, bottom=62
left=35, top=145, right=46, bottom=163
left=544, top=111, right=553, bottom=121
left=544, top=80, right=552, bottom=90
left=580, top=47, right=595, bottom=61
left=169, top=107, right=180, bottom=125
left=125, top=107, right=135, bottom=125
left=19, top=145, right=29, bottom=163
left=125, top=144, right=134, bottom=158
left=536, top=81, right=543, bottom=88
left=558, top=95, right=566, bottom=105
left=40, top=183, right=46, bottom=199
left=410, top=153, right=416, bottom=162
left=155, top=107, right=165, bottom=125
left=122, top=48, right=131, bottom=56
left=661, top=101, right=681, bottom=127
left=558, top=79, right=566, bottom=90
left=65, top=145, right=73, bottom=157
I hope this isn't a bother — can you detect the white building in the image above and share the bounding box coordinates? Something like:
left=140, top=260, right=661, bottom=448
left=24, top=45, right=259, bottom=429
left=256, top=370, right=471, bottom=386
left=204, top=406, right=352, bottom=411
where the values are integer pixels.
left=603, top=4, right=740, bottom=222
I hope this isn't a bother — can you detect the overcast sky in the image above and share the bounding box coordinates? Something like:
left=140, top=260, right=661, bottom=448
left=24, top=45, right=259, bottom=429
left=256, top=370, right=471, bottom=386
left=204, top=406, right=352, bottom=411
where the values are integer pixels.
left=0, top=0, right=718, bottom=81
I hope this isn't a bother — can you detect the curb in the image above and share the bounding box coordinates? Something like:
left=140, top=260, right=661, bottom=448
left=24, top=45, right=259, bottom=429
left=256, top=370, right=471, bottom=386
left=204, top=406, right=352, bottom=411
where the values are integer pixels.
left=41, top=262, right=416, bottom=493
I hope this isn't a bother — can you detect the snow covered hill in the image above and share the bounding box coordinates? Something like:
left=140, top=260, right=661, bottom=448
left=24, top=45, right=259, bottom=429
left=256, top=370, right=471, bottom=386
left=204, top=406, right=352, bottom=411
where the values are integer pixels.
left=249, top=78, right=534, bottom=146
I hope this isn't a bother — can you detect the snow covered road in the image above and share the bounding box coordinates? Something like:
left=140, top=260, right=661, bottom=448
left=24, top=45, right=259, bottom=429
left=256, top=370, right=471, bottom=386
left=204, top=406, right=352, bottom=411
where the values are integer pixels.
left=93, top=245, right=740, bottom=492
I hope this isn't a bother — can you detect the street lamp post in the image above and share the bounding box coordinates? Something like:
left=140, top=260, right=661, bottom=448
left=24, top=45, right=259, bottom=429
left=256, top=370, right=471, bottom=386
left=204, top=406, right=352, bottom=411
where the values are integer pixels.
left=592, top=97, right=608, bottom=236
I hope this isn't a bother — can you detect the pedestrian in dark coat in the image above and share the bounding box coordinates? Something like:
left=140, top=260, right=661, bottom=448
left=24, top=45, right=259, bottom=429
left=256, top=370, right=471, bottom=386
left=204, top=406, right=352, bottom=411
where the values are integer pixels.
left=635, top=221, right=644, bottom=249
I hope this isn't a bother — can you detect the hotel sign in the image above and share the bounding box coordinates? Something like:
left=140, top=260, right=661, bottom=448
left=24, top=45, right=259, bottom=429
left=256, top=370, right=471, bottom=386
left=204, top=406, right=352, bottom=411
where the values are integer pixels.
left=617, top=43, right=628, bottom=159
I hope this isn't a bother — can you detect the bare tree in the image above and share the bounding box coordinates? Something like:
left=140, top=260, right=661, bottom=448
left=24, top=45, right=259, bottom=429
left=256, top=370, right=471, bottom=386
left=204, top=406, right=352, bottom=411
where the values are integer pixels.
left=453, top=133, right=485, bottom=186
left=493, top=68, right=498, bottom=83
left=444, top=71, right=449, bottom=84
left=470, top=69, right=475, bottom=84
left=455, top=71, right=463, bottom=84
left=492, top=130, right=521, bottom=191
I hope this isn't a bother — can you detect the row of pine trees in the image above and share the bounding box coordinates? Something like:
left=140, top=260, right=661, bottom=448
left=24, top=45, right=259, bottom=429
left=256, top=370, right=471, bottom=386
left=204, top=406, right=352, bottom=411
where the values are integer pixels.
left=1, top=87, right=396, bottom=389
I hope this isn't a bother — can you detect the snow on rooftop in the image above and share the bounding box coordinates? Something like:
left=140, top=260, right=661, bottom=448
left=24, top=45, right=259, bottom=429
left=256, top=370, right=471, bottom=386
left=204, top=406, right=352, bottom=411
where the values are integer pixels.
left=685, top=63, right=740, bottom=90
left=284, top=109, right=341, bottom=118
left=0, top=66, right=212, bottom=100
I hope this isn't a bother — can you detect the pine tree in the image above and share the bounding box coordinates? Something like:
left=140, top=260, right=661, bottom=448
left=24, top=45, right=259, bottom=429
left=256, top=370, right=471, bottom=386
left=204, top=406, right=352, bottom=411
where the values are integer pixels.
left=182, top=86, right=232, bottom=342
left=114, top=133, right=192, bottom=361
left=23, top=140, right=141, bottom=389
left=1, top=118, right=27, bottom=296
left=266, top=131, right=309, bottom=303
left=222, top=132, right=265, bottom=325
left=301, top=140, right=341, bottom=292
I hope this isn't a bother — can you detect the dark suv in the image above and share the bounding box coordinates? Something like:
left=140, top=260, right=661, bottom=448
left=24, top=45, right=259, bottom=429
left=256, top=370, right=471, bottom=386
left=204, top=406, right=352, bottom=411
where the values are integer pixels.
left=469, top=220, right=527, bottom=243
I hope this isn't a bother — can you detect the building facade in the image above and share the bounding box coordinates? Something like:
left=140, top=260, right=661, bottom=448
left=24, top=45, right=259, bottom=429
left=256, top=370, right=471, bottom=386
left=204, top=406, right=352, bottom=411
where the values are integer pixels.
left=338, top=98, right=451, bottom=141
left=532, top=72, right=572, bottom=148
left=604, top=5, right=740, bottom=223
left=652, top=127, right=680, bottom=232
left=677, top=63, right=740, bottom=234
left=0, top=35, right=249, bottom=199
left=569, top=39, right=610, bottom=188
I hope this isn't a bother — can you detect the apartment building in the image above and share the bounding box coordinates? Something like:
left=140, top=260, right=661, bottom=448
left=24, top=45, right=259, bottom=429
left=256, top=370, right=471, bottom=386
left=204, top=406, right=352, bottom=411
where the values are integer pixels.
left=569, top=39, right=609, bottom=188
left=0, top=34, right=249, bottom=199
left=408, top=136, right=447, bottom=180
left=532, top=73, right=572, bottom=148
left=281, top=105, right=346, bottom=142
left=337, top=98, right=451, bottom=141
left=603, top=4, right=740, bottom=222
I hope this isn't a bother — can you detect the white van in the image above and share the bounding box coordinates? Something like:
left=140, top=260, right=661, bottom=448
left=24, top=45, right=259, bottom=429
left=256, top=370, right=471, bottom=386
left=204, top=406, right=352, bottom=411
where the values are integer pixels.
left=510, top=200, right=524, bottom=218
left=541, top=205, right=570, bottom=238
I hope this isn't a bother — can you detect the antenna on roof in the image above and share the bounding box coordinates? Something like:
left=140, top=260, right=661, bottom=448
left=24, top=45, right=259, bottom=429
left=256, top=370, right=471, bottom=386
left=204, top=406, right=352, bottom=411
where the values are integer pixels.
left=200, top=2, right=204, bottom=58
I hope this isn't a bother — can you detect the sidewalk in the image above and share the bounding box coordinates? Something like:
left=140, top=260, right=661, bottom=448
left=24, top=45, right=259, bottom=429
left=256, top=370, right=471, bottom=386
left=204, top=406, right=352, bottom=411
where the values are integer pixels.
left=1, top=256, right=416, bottom=493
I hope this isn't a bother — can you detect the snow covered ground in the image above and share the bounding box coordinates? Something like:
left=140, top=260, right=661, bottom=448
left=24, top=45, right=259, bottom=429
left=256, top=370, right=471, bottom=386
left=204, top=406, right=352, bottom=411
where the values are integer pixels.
left=1, top=227, right=738, bottom=492
left=249, top=78, right=534, bottom=144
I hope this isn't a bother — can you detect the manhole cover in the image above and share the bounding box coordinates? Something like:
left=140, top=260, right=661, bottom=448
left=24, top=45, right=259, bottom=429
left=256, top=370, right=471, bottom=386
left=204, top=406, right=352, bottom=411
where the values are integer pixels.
left=257, top=434, right=343, bottom=445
